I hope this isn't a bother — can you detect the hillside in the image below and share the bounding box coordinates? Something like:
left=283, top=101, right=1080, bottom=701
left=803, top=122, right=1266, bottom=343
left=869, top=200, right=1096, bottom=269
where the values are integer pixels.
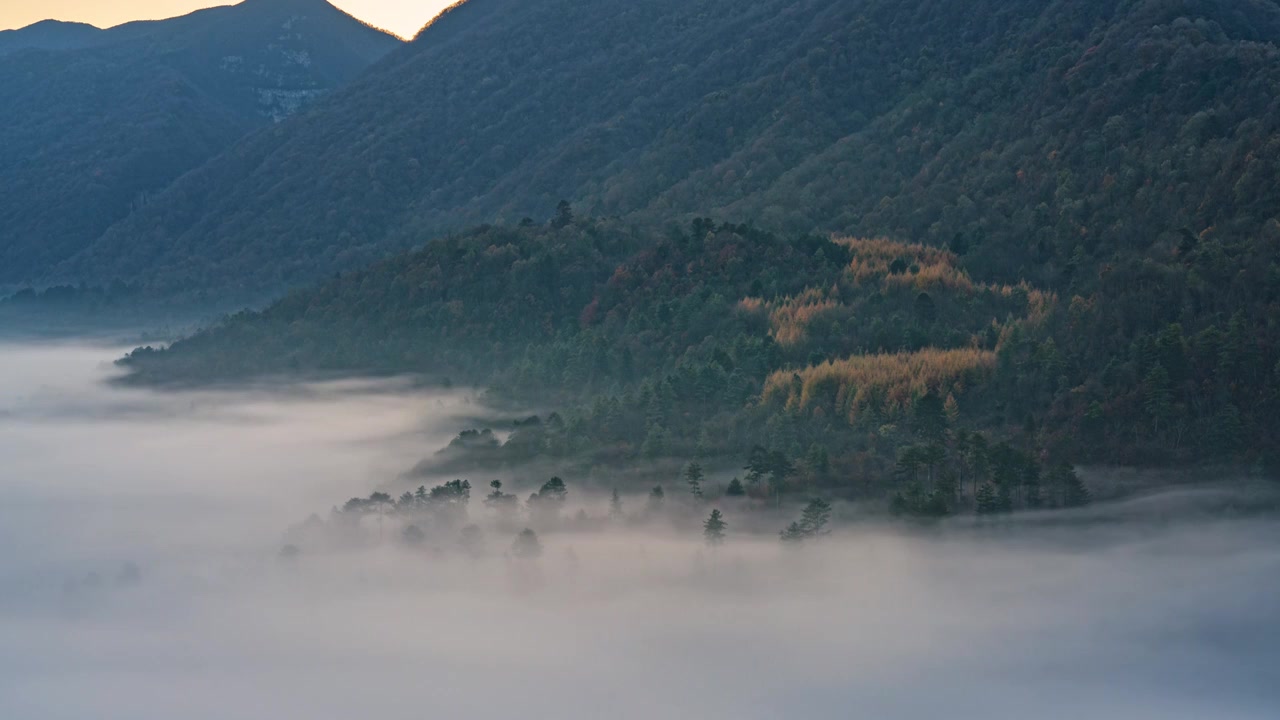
left=56, top=0, right=1280, bottom=300
left=124, top=217, right=1061, bottom=503
left=0, top=0, right=400, bottom=285
left=122, top=210, right=1280, bottom=513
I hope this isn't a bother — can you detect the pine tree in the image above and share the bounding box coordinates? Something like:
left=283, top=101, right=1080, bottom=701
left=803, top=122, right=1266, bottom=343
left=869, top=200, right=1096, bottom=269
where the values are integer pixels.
left=936, top=468, right=959, bottom=500
left=685, top=461, right=705, bottom=500
left=369, top=491, right=393, bottom=540
left=609, top=488, right=624, bottom=521
left=703, top=509, right=727, bottom=546
left=647, top=485, right=665, bottom=513
left=485, top=479, right=507, bottom=505
left=1209, top=403, right=1244, bottom=456
left=805, top=443, right=830, bottom=479
left=527, top=477, right=568, bottom=525
left=943, top=392, right=960, bottom=427
left=779, top=521, right=806, bottom=544
left=485, top=479, right=518, bottom=521
left=1024, top=481, right=1043, bottom=509
left=744, top=445, right=770, bottom=485
left=975, top=483, right=999, bottom=515
left=896, top=445, right=924, bottom=484
left=535, top=477, right=567, bottom=504
left=401, top=524, right=425, bottom=545
left=642, top=423, right=667, bottom=458
left=551, top=199, right=574, bottom=229
left=1143, top=363, right=1174, bottom=436
left=913, top=390, right=948, bottom=441
left=996, top=483, right=1014, bottom=513
left=511, top=528, right=542, bottom=559
left=965, top=433, right=990, bottom=499
left=778, top=499, right=834, bottom=542
left=798, top=498, right=832, bottom=537
left=919, top=444, right=947, bottom=487
left=1057, top=465, right=1092, bottom=508
left=725, top=477, right=746, bottom=497
left=766, top=451, right=794, bottom=503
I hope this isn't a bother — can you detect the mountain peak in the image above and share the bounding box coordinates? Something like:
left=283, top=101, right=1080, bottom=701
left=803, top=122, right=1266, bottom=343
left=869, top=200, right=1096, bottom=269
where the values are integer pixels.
left=236, top=0, right=340, bottom=13
left=20, top=19, right=100, bottom=31
left=0, top=18, right=104, bottom=55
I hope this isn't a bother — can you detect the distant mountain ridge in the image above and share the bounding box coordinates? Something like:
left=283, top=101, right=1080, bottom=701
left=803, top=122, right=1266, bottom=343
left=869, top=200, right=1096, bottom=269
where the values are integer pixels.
left=0, top=0, right=401, bottom=285
left=0, top=20, right=104, bottom=55
left=0, top=0, right=397, bottom=57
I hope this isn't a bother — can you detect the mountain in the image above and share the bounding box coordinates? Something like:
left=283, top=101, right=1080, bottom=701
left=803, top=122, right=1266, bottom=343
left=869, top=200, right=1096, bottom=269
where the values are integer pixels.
left=0, top=0, right=401, bottom=285
left=57, top=0, right=1280, bottom=301
left=120, top=0, right=1280, bottom=477
left=0, top=20, right=103, bottom=55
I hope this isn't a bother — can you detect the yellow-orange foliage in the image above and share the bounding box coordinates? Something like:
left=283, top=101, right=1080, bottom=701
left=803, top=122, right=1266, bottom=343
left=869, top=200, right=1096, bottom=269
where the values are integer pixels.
left=837, top=236, right=974, bottom=292
left=763, top=348, right=996, bottom=423
left=765, top=287, right=839, bottom=346
left=742, top=236, right=1056, bottom=351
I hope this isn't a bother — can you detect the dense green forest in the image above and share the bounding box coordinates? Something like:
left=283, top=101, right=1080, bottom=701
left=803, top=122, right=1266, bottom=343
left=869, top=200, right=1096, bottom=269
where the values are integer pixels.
left=123, top=208, right=1279, bottom=514
left=52, top=0, right=1280, bottom=304
left=0, top=0, right=400, bottom=285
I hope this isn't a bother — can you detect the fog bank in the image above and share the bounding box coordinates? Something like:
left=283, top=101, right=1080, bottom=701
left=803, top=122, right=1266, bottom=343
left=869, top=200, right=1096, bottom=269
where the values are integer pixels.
left=1, top=341, right=1278, bottom=719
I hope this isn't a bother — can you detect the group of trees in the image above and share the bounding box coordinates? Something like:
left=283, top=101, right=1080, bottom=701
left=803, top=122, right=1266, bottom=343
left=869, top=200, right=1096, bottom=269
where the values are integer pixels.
left=142, top=214, right=1138, bottom=517
left=326, top=471, right=856, bottom=556
left=779, top=500, right=833, bottom=543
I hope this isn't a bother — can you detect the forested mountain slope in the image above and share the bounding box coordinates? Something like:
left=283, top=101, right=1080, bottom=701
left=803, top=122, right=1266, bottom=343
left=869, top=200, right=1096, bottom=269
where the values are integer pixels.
left=60, top=0, right=1280, bottom=300
left=111, top=0, right=1280, bottom=490
left=123, top=211, right=1280, bottom=479
left=125, top=218, right=1067, bottom=507
left=0, top=0, right=400, bottom=285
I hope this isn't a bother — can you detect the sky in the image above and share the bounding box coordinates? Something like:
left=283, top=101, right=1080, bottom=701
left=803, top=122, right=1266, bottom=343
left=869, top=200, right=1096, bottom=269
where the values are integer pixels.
left=0, top=0, right=457, bottom=39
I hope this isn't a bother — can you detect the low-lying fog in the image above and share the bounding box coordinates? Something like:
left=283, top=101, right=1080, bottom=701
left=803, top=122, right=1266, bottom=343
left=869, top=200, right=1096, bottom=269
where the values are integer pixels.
left=1, top=341, right=1278, bottom=719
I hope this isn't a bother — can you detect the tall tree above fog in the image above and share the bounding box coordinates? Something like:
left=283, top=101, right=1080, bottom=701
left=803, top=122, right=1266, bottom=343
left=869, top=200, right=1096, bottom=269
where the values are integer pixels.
left=685, top=462, right=705, bottom=500
left=703, top=509, right=727, bottom=546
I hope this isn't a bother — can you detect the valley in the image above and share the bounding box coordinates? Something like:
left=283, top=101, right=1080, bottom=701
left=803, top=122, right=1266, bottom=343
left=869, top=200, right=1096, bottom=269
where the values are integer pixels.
left=2, top=0, right=1279, bottom=716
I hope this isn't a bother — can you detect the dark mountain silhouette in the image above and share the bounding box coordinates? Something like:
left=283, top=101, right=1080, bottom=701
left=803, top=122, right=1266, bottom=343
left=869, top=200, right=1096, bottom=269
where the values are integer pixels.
left=0, top=20, right=103, bottom=55
left=0, top=0, right=400, bottom=284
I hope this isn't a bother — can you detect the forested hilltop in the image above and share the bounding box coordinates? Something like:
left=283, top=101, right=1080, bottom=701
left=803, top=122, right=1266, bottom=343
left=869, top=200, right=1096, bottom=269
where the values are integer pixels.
left=57, top=0, right=1280, bottom=300
left=124, top=211, right=1280, bottom=514
left=0, top=0, right=400, bottom=286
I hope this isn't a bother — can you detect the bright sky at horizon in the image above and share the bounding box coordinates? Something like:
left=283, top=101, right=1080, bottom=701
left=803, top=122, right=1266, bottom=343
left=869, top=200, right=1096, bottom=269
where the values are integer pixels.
left=0, top=0, right=456, bottom=40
